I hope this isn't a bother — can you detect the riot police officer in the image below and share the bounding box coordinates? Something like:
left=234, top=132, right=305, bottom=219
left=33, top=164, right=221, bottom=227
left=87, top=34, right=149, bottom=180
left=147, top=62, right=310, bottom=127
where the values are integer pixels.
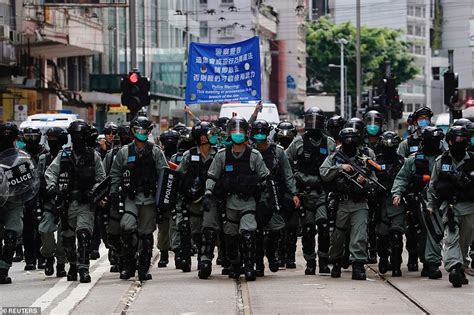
left=97, top=122, right=118, bottom=160
left=45, top=120, right=106, bottom=283
left=273, top=121, right=297, bottom=150
left=428, top=126, right=473, bottom=287
left=374, top=131, right=405, bottom=276
left=205, top=116, right=269, bottom=281
left=22, top=127, right=47, bottom=271
left=363, top=110, right=384, bottom=150
left=109, top=116, right=168, bottom=281
left=398, top=107, right=433, bottom=158
left=320, top=127, right=382, bottom=280
left=0, top=123, right=38, bottom=284
left=159, top=129, right=180, bottom=160
left=326, top=115, right=346, bottom=145
left=286, top=107, right=336, bottom=275
left=392, top=126, right=444, bottom=278
left=251, top=119, right=300, bottom=277
left=176, top=121, right=219, bottom=278
left=39, top=127, right=68, bottom=277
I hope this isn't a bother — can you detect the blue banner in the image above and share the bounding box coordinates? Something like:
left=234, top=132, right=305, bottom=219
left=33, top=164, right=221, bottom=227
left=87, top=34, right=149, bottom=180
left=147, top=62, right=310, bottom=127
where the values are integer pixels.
left=185, top=37, right=261, bottom=104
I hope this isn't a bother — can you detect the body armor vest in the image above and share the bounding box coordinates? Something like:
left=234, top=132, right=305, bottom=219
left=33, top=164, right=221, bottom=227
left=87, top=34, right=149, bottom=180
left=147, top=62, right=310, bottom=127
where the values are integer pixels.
left=125, top=142, right=157, bottom=197
left=181, top=147, right=216, bottom=202
left=222, top=146, right=258, bottom=195
left=58, top=148, right=96, bottom=193
left=295, top=134, right=328, bottom=176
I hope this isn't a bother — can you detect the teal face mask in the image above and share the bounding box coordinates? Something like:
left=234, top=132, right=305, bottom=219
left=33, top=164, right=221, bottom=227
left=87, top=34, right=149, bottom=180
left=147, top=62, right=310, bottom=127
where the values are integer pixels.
left=231, top=133, right=245, bottom=144
left=471, top=137, right=474, bottom=146
left=209, top=134, right=218, bottom=145
left=223, top=139, right=233, bottom=146
left=134, top=133, right=148, bottom=142
left=253, top=133, right=267, bottom=142
left=16, top=140, right=26, bottom=149
left=366, top=124, right=380, bottom=136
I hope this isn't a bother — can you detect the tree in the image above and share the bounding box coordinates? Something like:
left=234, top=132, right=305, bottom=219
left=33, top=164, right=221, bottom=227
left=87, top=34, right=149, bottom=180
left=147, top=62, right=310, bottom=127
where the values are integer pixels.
left=306, top=17, right=418, bottom=98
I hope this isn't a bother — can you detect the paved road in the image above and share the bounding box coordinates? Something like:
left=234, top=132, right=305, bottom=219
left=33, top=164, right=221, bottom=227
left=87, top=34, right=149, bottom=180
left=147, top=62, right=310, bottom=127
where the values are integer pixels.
left=1, top=237, right=473, bottom=315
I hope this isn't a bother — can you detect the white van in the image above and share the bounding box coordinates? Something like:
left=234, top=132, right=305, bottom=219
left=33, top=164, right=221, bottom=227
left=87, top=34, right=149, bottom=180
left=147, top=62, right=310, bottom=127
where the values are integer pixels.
left=219, top=102, right=280, bottom=126
left=19, top=114, right=78, bottom=134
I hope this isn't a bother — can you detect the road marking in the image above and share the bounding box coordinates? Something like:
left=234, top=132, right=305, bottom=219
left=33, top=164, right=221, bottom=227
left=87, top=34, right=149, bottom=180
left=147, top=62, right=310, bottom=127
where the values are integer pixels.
left=30, top=245, right=107, bottom=312
left=49, top=260, right=109, bottom=315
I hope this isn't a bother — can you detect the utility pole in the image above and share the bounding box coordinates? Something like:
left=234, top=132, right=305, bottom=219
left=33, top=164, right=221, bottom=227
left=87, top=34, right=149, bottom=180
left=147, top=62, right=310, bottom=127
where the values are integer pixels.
left=129, top=0, right=137, bottom=70
left=356, top=0, right=361, bottom=113
left=337, top=38, right=348, bottom=118
left=124, top=5, right=128, bottom=73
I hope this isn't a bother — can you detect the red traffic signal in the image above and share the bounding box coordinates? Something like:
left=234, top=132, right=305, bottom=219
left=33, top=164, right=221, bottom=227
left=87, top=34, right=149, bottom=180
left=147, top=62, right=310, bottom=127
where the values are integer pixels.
left=129, top=72, right=139, bottom=84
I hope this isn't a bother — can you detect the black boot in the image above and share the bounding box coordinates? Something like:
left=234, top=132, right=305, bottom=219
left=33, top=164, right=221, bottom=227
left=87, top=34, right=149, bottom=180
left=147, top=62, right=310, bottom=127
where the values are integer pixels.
left=198, top=228, right=216, bottom=280
left=390, top=231, right=403, bottom=277
left=0, top=268, right=11, bottom=284
left=305, top=259, right=316, bottom=275
left=56, top=263, right=66, bottom=277
left=341, top=235, right=351, bottom=269
left=12, top=244, right=23, bottom=262
left=242, top=231, right=256, bottom=281
left=352, top=262, right=366, bottom=280
left=255, top=230, right=265, bottom=277
left=318, top=257, right=330, bottom=274
left=178, top=221, right=192, bottom=273
left=461, top=270, right=469, bottom=285
left=137, top=234, right=153, bottom=281
left=421, top=263, right=429, bottom=277
left=79, top=268, right=91, bottom=283
left=174, top=248, right=183, bottom=270
left=285, top=228, right=297, bottom=269
left=192, top=234, right=203, bottom=270
left=67, top=264, right=78, bottom=281
left=449, top=263, right=464, bottom=288
left=277, top=229, right=286, bottom=268
left=77, top=229, right=91, bottom=283
left=302, top=224, right=316, bottom=275
left=107, top=235, right=121, bottom=274
left=120, top=232, right=138, bottom=280
left=407, top=252, right=419, bottom=272
left=331, top=260, right=342, bottom=278
left=89, top=250, right=100, bottom=260
left=376, top=234, right=390, bottom=274
left=157, top=250, right=169, bottom=268
left=427, top=263, right=442, bottom=280
left=225, top=234, right=239, bottom=278
left=24, top=263, right=36, bottom=271
left=266, top=231, right=280, bottom=273
left=37, top=257, right=46, bottom=269
left=45, top=257, right=55, bottom=276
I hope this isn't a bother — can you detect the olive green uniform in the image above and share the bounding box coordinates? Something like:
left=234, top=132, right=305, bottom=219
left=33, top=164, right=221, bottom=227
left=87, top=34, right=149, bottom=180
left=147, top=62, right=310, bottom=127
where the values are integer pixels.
left=427, top=152, right=474, bottom=271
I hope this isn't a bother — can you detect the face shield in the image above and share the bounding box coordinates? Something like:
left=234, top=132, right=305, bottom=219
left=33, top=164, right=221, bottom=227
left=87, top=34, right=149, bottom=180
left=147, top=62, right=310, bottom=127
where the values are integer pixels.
left=207, top=127, right=219, bottom=145
left=23, top=132, right=41, bottom=144
left=132, top=126, right=150, bottom=142
left=227, top=120, right=247, bottom=144
left=304, top=114, right=325, bottom=130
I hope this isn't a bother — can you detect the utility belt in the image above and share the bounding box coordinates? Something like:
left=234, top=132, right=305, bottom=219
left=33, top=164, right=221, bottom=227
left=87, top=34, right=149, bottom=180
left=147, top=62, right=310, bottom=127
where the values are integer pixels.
left=124, top=185, right=156, bottom=199
left=337, top=192, right=366, bottom=203
left=296, top=180, right=323, bottom=194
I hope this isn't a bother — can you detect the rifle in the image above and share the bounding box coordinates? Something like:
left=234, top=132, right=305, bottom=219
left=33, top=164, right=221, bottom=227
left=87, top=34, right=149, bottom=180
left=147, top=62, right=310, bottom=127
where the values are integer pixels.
left=326, top=192, right=339, bottom=233
left=55, top=189, right=70, bottom=231
left=333, top=150, right=386, bottom=195
left=446, top=202, right=456, bottom=232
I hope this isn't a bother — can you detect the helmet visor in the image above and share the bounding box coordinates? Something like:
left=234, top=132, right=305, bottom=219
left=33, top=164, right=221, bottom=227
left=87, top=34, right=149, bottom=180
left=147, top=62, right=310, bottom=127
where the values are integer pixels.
left=228, top=121, right=246, bottom=135
left=23, top=133, right=41, bottom=142
left=132, top=127, right=150, bottom=135
left=304, top=114, right=325, bottom=130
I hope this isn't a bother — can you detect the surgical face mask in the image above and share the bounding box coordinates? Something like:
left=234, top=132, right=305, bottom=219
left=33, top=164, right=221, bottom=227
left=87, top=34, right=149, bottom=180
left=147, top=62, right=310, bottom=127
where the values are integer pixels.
left=223, top=139, right=233, bottom=146
left=417, top=119, right=430, bottom=129
left=134, top=132, right=148, bottom=142
left=15, top=140, right=26, bottom=150
left=231, top=133, right=245, bottom=144
left=253, top=133, right=267, bottom=143
left=366, top=124, right=380, bottom=136
left=209, top=134, right=218, bottom=145
left=470, top=137, right=474, bottom=146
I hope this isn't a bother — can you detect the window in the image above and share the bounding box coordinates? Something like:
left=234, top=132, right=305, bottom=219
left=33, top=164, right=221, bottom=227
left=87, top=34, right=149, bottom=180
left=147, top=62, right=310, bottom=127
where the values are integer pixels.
left=199, top=0, right=207, bottom=4
left=200, top=21, right=208, bottom=37
left=414, top=85, right=423, bottom=94
left=407, top=6, right=414, bottom=16
left=415, top=26, right=422, bottom=36
left=406, top=103, right=413, bottom=112
left=221, top=0, right=234, bottom=4
left=407, top=25, right=414, bottom=35
left=415, top=6, right=422, bottom=17
left=219, top=26, right=234, bottom=37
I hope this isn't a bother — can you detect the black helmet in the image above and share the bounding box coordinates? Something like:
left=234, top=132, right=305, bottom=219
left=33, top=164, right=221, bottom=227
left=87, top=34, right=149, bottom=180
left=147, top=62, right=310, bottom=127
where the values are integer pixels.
left=117, top=124, right=133, bottom=146
left=446, top=126, right=469, bottom=160
left=215, top=117, right=230, bottom=131
left=103, top=122, right=118, bottom=135
left=379, top=131, right=401, bottom=149
left=173, top=122, right=186, bottom=132
left=192, top=121, right=217, bottom=145
left=364, top=110, right=384, bottom=136
left=0, top=122, right=19, bottom=138
left=46, top=127, right=68, bottom=145
left=130, top=116, right=153, bottom=142
left=159, top=129, right=180, bottom=145
left=412, top=106, right=433, bottom=120
left=179, top=127, right=193, bottom=142
left=274, top=121, right=296, bottom=148
left=67, top=120, right=91, bottom=138
left=420, top=126, right=444, bottom=155
left=326, top=115, right=346, bottom=140
left=226, top=116, right=249, bottom=136
left=22, top=127, right=42, bottom=144
left=345, top=117, right=365, bottom=136
left=339, top=127, right=361, bottom=156
left=250, top=119, right=272, bottom=142
left=452, top=118, right=471, bottom=127
left=304, top=107, right=325, bottom=130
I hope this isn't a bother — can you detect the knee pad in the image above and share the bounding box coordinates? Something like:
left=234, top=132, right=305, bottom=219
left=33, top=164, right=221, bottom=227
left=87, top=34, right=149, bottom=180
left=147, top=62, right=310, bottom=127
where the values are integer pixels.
left=390, top=231, right=403, bottom=247
left=241, top=230, right=254, bottom=241
left=77, top=229, right=91, bottom=244
left=121, top=231, right=138, bottom=251
left=3, top=230, right=17, bottom=247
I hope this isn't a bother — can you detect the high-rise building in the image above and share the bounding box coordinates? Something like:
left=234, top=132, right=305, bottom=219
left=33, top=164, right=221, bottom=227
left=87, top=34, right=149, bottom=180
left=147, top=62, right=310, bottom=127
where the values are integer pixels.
left=330, top=0, right=437, bottom=115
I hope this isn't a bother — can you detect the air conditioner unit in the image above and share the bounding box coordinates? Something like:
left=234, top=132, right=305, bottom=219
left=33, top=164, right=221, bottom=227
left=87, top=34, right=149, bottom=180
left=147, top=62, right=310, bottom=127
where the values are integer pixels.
left=0, top=25, right=10, bottom=40
left=9, top=30, right=23, bottom=44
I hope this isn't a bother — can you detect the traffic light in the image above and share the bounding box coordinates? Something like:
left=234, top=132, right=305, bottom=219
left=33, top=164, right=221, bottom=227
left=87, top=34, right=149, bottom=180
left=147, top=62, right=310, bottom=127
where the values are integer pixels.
left=443, top=71, right=458, bottom=106
left=121, top=71, right=151, bottom=116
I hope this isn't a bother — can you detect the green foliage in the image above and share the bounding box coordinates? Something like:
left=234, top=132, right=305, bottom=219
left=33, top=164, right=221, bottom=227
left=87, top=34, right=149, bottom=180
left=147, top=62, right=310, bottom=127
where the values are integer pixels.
left=306, top=17, right=418, bottom=95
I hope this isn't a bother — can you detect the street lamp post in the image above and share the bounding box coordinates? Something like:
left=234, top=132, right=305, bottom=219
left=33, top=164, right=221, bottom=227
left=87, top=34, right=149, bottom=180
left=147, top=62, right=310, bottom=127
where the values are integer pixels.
left=336, top=38, right=348, bottom=118
left=329, top=62, right=348, bottom=118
